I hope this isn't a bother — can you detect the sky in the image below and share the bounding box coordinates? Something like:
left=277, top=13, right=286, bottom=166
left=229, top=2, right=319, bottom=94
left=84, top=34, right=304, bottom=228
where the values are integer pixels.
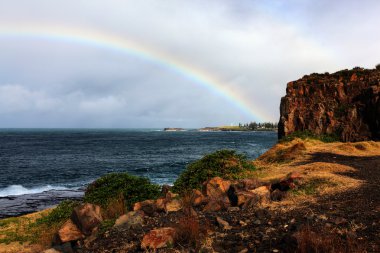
left=0, top=0, right=379, bottom=128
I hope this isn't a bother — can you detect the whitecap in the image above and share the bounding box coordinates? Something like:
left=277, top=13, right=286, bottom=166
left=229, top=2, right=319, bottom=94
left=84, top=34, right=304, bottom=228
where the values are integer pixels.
left=0, top=185, right=68, bottom=197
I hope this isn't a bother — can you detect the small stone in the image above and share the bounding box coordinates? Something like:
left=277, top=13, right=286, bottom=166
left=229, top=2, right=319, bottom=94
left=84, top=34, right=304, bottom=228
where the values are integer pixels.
left=238, top=248, right=249, bottom=253
left=141, top=227, right=176, bottom=250
left=239, top=220, right=247, bottom=226
left=290, top=218, right=296, bottom=223
left=114, top=211, right=144, bottom=228
left=216, top=216, right=232, bottom=230
left=334, top=217, right=347, bottom=225
left=228, top=207, right=240, bottom=212
left=253, top=219, right=261, bottom=225
left=43, top=249, right=61, bottom=253
left=273, top=249, right=279, bottom=252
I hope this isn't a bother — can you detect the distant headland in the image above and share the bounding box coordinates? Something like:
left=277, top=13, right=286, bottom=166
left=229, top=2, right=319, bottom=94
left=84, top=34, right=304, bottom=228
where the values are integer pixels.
left=164, top=122, right=278, bottom=132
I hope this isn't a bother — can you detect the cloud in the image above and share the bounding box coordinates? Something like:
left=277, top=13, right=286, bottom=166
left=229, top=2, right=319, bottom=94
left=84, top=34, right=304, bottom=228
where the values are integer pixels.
left=0, top=0, right=379, bottom=127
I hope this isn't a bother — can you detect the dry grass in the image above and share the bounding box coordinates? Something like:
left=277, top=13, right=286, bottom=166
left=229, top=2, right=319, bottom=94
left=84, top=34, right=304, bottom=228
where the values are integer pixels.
left=294, top=225, right=365, bottom=253
left=0, top=209, right=55, bottom=253
left=255, top=139, right=380, bottom=209
left=174, top=215, right=210, bottom=251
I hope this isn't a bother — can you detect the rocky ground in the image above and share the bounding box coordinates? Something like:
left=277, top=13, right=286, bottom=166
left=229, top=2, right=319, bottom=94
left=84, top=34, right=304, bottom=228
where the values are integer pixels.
left=1, top=139, right=379, bottom=253
left=80, top=140, right=380, bottom=253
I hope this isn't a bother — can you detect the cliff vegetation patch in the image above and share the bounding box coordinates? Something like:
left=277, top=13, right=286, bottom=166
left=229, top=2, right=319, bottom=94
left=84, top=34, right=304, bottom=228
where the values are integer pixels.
left=172, top=150, right=256, bottom=193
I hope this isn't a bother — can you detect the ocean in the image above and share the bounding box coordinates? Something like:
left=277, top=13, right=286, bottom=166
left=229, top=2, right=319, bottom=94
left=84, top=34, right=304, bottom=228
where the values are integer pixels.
left=0, top=129, right=277, bottom=217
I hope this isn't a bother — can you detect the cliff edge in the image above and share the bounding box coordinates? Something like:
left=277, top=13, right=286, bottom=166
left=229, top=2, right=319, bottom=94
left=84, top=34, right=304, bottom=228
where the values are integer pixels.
left=278, top=66, right=380, bottom=142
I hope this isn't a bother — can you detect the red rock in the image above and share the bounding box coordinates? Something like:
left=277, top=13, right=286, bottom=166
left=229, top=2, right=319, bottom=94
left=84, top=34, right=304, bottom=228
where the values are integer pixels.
left=164, top=199, right=182, bottom=213
left=71, top=203, right=103, bottom=236
left=114, top=210, right=144, bottom=228
left=141, top=227, right=176, bottom=249
left=250, top=186, right=271, bottom=204
left=203, top=200, right=223, bottom=212
left=155, top=198, right=166, bottom=211
left=191, top=189, right=206, bottom=206
left=57, top=219, right=84, bottom=243
left=236, top=191, right=256, bottom=206
left=133, top=199, right=157, bottom=216
left=279, top=67, right=380, bottom=142
left=203, top=177, right=231, bottom=197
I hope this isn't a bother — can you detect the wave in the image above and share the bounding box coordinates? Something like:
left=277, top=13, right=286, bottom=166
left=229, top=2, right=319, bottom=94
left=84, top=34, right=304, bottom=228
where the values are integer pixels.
left=0, top=185, right=69, bottom=197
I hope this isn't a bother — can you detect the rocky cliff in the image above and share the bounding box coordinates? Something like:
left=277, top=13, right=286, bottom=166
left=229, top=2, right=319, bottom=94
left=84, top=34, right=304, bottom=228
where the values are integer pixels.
left=278, top=67, right=380, bottom=142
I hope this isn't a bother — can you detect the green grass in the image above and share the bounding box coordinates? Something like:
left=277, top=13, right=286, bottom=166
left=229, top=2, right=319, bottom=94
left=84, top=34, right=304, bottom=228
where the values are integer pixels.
left=98, top=219, right=115, bottom=235
left=34, top=200, right=79, bottom=227
left=280, top=130, right=340, bottom=143
left=172, top=150, right=256, bottom=193
left=291, top=178, right=337, bottom=196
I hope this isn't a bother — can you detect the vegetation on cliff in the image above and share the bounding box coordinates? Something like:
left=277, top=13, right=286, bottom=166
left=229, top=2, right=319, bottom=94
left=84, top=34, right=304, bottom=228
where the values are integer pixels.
left=172, top=150, right=256, bottom=193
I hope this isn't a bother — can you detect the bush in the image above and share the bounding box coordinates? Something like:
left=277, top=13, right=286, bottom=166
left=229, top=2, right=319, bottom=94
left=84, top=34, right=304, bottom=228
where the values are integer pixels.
left=376, top=63, right=380, bottom=70
left=280, top=130, right=339, bottom=143
left=172, top=150, right=255, bottom=193
left=35, top=200, right=79, bottom=226
left=84, top=172, right=161, bottom=210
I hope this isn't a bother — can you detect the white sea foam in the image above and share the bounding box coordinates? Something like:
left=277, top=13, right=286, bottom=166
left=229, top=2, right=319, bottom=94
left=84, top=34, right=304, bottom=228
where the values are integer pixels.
left=0, top=185, right=68, bottom=197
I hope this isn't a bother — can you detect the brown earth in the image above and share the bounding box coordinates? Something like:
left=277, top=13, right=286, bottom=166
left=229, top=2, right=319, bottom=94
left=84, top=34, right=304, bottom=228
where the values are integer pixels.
left=1, top=139, right=379, bottom=252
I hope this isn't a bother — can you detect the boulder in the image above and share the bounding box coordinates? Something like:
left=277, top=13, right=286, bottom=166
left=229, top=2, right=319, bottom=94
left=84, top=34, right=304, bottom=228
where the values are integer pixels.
left=271, top=173, right=302, bottom=192
left=239, top=178, right=261, bottom=190
left=191, top=189, right=206, bottom=206
left=164, top=199, right=182, bottom=213
left=114, top=210, right=144, bottom=229
left=165, top=191, right=179, bottom=200
left=250, top=186, right=271, bottom=205
left=133, top=199, right=157, bottom=216
left=235, top=191, right=256, bottom=207
left=57, top=219, right=84, bottom=243
left=203, top=200, right=223, bottom=212
left=203, top=177, right=231, bottom=198
left=71, top=203, right=103, bottom=236
left=202, top=177, right=231, bottom=211
left=141, top=227, right=176, bottom=250
left=155, top=198, right=166, bottom=211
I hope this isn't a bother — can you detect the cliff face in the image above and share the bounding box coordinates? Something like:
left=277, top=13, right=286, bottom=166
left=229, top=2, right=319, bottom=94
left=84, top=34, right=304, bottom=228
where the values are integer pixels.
left=278, top=67, right=380, bottom=142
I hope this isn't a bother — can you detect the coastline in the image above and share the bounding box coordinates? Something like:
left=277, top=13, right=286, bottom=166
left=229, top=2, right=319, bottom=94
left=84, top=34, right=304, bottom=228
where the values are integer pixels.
left=1, top=138, right=379, bottom=252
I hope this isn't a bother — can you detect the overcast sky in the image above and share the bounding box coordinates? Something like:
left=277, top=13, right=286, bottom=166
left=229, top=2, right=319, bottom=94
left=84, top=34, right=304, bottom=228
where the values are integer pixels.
left=0, top=0, right=379, bottom=128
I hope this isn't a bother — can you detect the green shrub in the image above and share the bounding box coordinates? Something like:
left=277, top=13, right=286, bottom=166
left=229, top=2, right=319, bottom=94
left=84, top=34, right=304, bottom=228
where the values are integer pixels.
left=84, top=172, right=161, bottom=210
left=34, top=200, right=79, bottom=226
left=280, top=130, right=339, bottom=143
left=172, top=150, right=255, bottom=193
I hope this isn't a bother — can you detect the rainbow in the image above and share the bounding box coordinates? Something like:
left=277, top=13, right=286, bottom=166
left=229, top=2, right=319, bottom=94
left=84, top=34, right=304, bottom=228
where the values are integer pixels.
left=0, top=24, right=271, bottom=121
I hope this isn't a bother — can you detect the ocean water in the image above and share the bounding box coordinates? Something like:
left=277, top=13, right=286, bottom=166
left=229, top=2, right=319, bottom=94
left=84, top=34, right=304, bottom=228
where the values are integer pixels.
left=0, top=129, right=277, bottom=217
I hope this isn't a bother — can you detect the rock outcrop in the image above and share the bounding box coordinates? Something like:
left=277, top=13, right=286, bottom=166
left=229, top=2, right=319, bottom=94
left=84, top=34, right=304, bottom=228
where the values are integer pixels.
left=278, top=67, right=380, bottom=142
